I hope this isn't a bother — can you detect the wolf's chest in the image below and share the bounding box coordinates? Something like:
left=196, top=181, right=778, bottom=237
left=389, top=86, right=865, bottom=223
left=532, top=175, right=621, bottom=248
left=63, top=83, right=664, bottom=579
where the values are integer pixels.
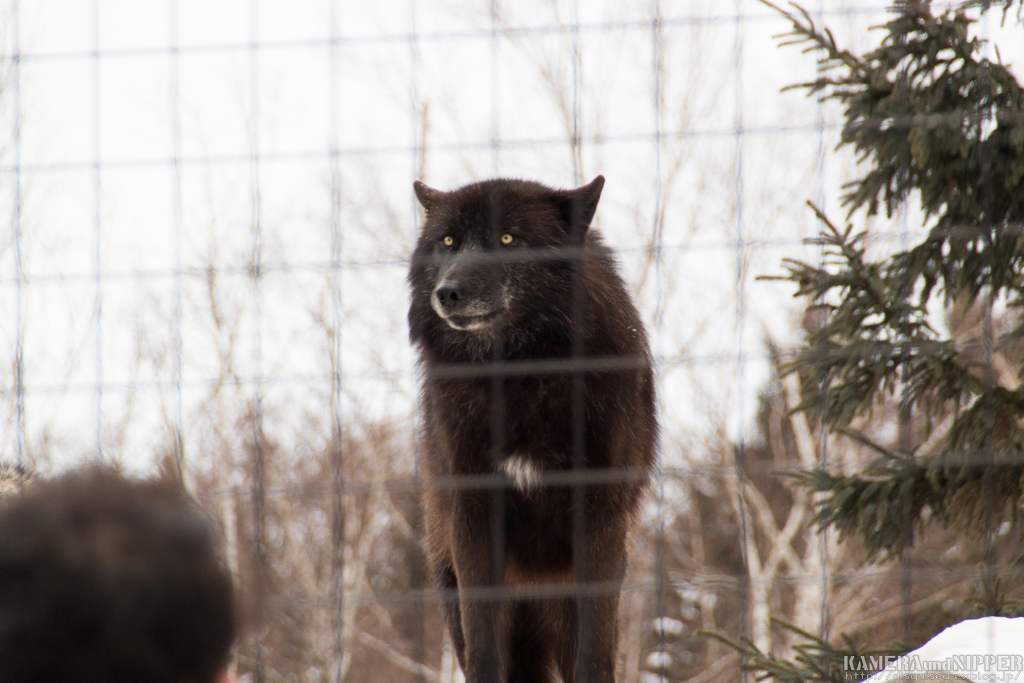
left=498, top=455, right=542, bottom=494
left=443, top=374, right=576, bottom=433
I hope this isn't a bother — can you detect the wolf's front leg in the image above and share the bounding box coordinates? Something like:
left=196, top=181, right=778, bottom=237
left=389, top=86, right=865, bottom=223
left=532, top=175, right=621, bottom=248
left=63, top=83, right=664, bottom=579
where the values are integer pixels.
left=452, top=489, right=509, bottom=683
left=573, top=504, right=628, bottom=683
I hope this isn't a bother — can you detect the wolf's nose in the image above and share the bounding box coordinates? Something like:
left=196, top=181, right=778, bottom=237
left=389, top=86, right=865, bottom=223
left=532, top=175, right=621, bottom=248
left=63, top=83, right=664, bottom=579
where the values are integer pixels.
left=435, top=280, right=464, bottom=311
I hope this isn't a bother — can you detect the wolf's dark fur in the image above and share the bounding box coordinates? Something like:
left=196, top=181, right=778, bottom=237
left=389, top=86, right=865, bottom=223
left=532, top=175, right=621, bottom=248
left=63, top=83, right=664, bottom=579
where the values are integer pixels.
left=408, top=176, right=657, bottom=683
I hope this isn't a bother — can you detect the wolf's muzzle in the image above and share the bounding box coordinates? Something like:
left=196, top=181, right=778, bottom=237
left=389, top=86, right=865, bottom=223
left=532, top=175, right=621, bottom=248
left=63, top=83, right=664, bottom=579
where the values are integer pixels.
left=434, top=280, right=465, bottom=313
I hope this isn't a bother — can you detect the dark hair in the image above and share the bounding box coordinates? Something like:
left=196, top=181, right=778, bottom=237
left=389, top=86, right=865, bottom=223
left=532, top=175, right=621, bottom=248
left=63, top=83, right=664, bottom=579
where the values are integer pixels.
left=0, top=466, right=236, bottom=683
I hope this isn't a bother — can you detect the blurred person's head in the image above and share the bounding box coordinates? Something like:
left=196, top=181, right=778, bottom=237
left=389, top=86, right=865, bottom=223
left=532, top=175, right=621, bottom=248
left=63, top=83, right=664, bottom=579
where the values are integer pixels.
left=0, top=465, right=236, bottom=683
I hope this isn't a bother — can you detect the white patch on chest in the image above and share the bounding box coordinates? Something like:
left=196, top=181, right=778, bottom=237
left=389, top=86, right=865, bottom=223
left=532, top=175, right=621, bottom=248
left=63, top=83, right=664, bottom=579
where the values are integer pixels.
left=500, top=455, right=542, bottom=493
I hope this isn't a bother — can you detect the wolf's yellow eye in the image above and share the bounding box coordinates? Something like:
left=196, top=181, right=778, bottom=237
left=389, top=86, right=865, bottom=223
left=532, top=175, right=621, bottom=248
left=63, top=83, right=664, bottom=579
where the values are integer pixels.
left=501, top=233, right=513, bottom=245
left=443, top=236, right=453, bottom=246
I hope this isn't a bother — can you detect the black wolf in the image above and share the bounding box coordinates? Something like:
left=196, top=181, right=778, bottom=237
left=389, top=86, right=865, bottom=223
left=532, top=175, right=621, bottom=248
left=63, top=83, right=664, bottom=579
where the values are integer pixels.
left=408, top=176, right=657, bottom=683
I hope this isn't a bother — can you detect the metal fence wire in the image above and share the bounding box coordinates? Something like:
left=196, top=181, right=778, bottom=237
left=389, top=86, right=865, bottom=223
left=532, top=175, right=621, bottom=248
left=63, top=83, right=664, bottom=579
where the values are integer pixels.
left=1, top=1, right=1022, bottom=682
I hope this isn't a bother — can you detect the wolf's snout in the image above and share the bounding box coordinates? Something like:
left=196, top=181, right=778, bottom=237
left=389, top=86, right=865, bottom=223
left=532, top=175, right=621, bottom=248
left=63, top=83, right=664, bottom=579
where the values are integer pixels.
left=435, top=280, right=465, bottom=312
left=431, top=274, right=499, bottom=329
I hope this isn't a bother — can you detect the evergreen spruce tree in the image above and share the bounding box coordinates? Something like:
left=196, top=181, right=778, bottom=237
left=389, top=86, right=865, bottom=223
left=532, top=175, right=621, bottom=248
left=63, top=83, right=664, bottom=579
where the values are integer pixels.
left=707, top=1, right=1024, bottom=679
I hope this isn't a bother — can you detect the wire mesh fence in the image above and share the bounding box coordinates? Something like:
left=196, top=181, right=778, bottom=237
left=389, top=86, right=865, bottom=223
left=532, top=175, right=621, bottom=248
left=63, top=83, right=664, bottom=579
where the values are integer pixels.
left=2, top=0, right=1023, bottom=682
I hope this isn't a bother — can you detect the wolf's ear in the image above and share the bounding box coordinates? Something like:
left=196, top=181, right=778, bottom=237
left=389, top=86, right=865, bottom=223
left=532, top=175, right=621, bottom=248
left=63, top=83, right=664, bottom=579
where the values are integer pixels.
left=414, top=181, right=444, bottom=212
left=555, top=175, right=604, bottom=230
